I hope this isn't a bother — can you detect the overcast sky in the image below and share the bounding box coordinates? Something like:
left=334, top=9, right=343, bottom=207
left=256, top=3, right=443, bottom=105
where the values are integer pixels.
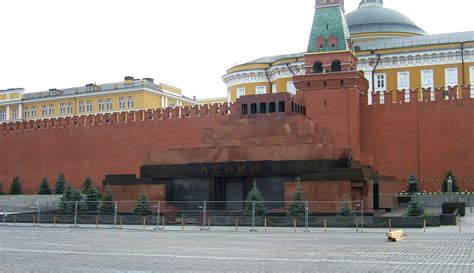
left=0, top=0, right=473, bottom=99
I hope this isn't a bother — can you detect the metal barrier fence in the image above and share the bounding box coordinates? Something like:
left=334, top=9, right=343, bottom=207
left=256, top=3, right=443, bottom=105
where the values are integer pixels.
left=0, top=199, right=472, bottom=233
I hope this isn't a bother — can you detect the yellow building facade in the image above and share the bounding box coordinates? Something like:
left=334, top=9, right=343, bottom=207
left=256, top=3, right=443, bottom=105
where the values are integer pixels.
left=222, top=1, right=474, bottom=104
left=0, top=77, right=197, bottom=123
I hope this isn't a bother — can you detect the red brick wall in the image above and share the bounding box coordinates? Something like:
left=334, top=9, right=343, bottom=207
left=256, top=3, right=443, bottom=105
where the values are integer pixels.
left=361, top=87, right=474, bottom=192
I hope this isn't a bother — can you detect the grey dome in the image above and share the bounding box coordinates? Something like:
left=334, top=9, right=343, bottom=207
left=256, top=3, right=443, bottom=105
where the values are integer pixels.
left=346, top=4, right=426, bottom=37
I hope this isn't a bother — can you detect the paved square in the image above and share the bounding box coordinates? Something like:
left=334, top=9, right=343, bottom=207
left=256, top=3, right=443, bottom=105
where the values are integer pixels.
left=0, top=226, right=473, bottom=272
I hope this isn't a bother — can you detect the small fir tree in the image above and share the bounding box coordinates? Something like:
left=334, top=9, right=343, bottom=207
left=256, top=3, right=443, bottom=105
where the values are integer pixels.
left=244, top=181, right=267, bottom=216
left=9, top=176, right=23, bottom=195
left=84, top=186, right=102, bottom=211
left=38, top=177, right=52, bottom=195
left=81, top=177, right=94, bottom=194
left=99, top=186, right=115, bottom=215
left=58, top=183, right=83, bottom=214
left=407, top=200, right=425, bottom=216
left=442, top=170, right=459, bottom=193
left=336, top=194, right=355, bottom=217
left=54, top=173, right=67, bottom=194
left=288, top=181, right=306, bottom=217
left=133, top=193, right=152, bottom=216
left=0, top=182, right=4, bottom=195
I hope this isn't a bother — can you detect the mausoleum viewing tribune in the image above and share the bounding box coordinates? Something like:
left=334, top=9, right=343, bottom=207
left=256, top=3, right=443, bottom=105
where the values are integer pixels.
left=1, top=0, right=474, bottom=215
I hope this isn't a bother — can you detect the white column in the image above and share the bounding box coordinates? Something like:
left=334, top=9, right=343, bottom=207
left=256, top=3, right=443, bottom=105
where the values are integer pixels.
left=164, top=97, right=168, bottom=108
left=161, top=96, right=164, bottom=108
left=5, top=105, right=10, bottom=121
left=18, top=104, right=23, bottom=120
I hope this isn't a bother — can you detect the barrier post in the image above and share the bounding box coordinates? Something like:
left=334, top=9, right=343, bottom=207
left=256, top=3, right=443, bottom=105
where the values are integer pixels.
left=162, top=216, right=165, bottom=230
left=324, top=218, right=327, bottom=233
left=181, top=216, right=184, bottom=231
left=356, top=219, right=359, bottom=233
left=2, top=209, right=5, bottom=226
left=143, top=217, right=146, bottom=230
left=96, top=216, right=99, bottom=229
left=293, top=218, right=297, bottom=233
left=74, top=201, right=78, bottom=227
left=119, top=216, right=123, bottom=229
left=202, top=201, right=207, bottom=230
left=305, top=201, right=309, bottom=233
left=33, top=215, right=36, bottom=227
left=423, top=219, right=426, bottom=233
left=208, top=217, right=211, bottom=231
left=113, top=201, right=118, bottom=229
left=53, top=216, right=56, bottom=228
left=389, top=219, right=392, bottom=233
left=235, top=218, right=238, bottom=232
left=458, top=217, right=462, bottom=234
left=264, top=218, right=267, bottom=232
left=156, top=201, right=161, bottom=230
left=37, top=203, right=41, bottom=226
left=251, top=201, right=256, bottom=231
left=361, top=200, right=364, bottom=233
left=13, top=216, right=16, bottom=227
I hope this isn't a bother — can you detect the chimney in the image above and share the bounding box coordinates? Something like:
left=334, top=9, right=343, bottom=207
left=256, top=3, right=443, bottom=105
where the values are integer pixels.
left=143, top=78, right=154, bottom=84
left=124, top=76, right=134, bottom=84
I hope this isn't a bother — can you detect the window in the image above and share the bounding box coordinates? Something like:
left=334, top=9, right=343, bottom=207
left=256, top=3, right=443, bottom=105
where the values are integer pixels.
left=12, top=107, right=18, bottom=120
left=0, top=109, right=6, bottom=121
left=375, top=73, right=386, bottom=104
left=445, top=68, right=458, bottom=98
left=48, top=104, right=54, bottom=116
left=66, top=102, right=73, bottom=114
left=41, top=105, right=47, bottom=117
left=237, top=88, right=245, bottom=99
left=78, top=101, right=85, bottom=113
left=421, top=70, right=434, bottom=100
left=272, top=84, right=277, bottom=93
left=59, top=103, right=65, bottom=116
left=127, top=96, right=134, bottom=109
left=98, top=99, right=105, bottom=112
left=118, top=97, right=125, bottom=110
left=313, top=61, right=323, bottom=73
left=287, top=81, right=296, bottom=95
left=331, top=60, right=342, bottom=72
left=30, top=106, right=36, bottom=119
left=256, top=86, right=266, bottom=95
left=106, top=98, right=113, bottom=110
left=23, top=107, right=29, bottom=120
left=470, top=66, right=474, bottom=98
left=86, top=100, right=92, bottom=112
left=316, top=36, right=325, bottom=49
left=397, top=72, right=410, bottom=102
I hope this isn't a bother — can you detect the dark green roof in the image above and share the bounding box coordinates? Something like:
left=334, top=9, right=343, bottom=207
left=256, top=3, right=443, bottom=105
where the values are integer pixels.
left=307, top=6, right=351, bottom=53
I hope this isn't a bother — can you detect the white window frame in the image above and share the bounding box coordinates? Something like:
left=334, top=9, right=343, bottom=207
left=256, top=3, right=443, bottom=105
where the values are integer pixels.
left=272, top=84, right=277, bottom=93
left=445, top=67, right=458, bottom=98
left=41, top=105, right=47, bottom=117
left=375, top=73, right=386, bottom=104
left=30, top=106, right=36, bottom=119
left=66, top=102, right=73, bottom=114
left=421, top=69, right=434, bottom=100
left=86, top=100, right=92, bottom=113
left=12, top=107, right=18, bottom=120
left=106, top=98, right=113, bottom=111
left=470, top=66, right=474, bottom=98
left=23, top=107, right=29, bottom=120
left=236, top=87, right=245, bottom=99
left=78, top=101, right=85, bottom=113
left=48, top=104, right=54, bottom=116
left=98, top=99, right=105, bottom=112
left=287, top=81, right=296, bottom=95
left=127, top=96, right=134, bottom=109
left=59, top=103, right=65, bottom=116
left=0, top=109, right=6, bottom=121
left=118, top=97, right=125, bottom=110
left=255, top=86, right=267, bottom=95
left=397, top=71, right=410, bottom=102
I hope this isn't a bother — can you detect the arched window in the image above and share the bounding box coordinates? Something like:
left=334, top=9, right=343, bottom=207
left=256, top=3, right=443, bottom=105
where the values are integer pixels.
left=328, top=35, right=338, bottom=49
left=313, top=61, right=323, bottom=74
left=316, top=36, right=325, bottom=49
left=331, top=60, right=342, bottom=72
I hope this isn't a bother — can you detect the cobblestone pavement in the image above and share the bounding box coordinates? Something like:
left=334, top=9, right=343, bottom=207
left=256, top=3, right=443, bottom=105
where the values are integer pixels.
left=0, top=224, right=473, bottom=273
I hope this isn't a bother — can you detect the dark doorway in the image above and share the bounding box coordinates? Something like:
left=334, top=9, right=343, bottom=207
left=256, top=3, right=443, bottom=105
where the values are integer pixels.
left=331, top=60, right=342, bottom=72
left=373, top=183, right=380, bottom=209
left=313, top=61, right=323, bottom=73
